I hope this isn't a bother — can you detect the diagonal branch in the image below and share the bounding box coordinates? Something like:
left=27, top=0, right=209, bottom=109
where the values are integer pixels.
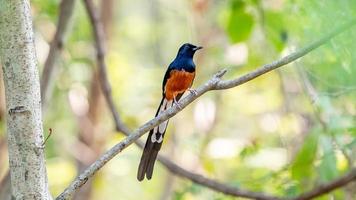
left=158, top=156, right=281, bottom=200
left=291, top=168, right=356, bottom=200
left=80, top=0, right=127, bottom=133
left=214, top=18, right=356, bottom=90
left=56, top=1, right=356, bottom=198
left=41, top=0, right=76, bottom=105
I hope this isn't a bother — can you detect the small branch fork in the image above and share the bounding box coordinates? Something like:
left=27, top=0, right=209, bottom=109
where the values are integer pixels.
left=55, top=1, right=356, bottom=199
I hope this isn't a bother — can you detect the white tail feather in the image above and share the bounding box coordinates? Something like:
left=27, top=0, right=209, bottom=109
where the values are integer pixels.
left=151, top=98, right=172, bottom=143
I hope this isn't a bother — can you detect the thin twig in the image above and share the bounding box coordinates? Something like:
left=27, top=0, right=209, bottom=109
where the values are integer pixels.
left=297, top=65, right=353, bottom=166
left=41, top=0, right=76, bottom=105
left=158, top=156, right=282, bottom=200
left=42, top=128, right=53, bottom=146
left=214, top=19, right=356, bottom=90
left=81, top=0, right=126, bottom=132
left=290, top=168, right=356, bottom=200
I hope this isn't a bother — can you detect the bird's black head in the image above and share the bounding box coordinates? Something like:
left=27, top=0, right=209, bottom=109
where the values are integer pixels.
left=176, top=43, right=203, bottom=58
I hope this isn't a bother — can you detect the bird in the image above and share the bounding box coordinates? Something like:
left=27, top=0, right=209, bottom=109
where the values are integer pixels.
left=137, top=43, right=203, bottom=181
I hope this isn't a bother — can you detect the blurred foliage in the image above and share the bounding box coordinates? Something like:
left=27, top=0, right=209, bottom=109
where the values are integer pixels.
left=225, top=0, right=254, bottom=43
left=0, top=0, right=355, bottom=199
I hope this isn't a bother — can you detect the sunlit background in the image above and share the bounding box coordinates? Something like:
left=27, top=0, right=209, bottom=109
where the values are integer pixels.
left=0, top=0, right=355, bottom=199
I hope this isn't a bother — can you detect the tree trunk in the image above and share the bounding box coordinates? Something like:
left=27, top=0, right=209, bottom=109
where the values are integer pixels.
left=0, top=0, right=51, bottom=199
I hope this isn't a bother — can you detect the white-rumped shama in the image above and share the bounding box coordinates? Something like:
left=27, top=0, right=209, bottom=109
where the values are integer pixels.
left=137, top=43, right=202, bottom=181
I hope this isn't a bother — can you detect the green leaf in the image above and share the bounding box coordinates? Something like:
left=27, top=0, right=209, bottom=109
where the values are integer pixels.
left=284, top=183, right=299, bottom=197
left=240, top=143, right=260, bottom=159
left=348, top=127, right=356, bottom=136
left=32, top=0, right=59, bottom=19
left=319, top=136, right=338, bottom=182
left=291, top=130, right=319, bottom=181
left=230, top=0, right=245, bottom=10
left=265, top=11, right=287, bottom=51
left=225, top=1, right=254, bottom=43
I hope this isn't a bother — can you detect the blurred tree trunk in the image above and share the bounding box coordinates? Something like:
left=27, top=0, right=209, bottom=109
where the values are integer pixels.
left=0, top=137, right=10, bottom=200
left=72, top=71, right=105, bottom=200
left=72, top=1, right=114, bottom=199
left=0, top=0, right=51, bottom=199
left=0, top=174, right=11, bottom=200
left=100, top=0, right=114, bottom=38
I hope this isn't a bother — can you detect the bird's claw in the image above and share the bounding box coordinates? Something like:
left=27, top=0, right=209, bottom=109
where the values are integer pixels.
left=174, top=98, right=182, bottom=109
left=188, top=88, right=198, bottom=96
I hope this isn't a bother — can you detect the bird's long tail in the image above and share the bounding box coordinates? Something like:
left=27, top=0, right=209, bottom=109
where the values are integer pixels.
left=137, top=97, right=173, bottom=181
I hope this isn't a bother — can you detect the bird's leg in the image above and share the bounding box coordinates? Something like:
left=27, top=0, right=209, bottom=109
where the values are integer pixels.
left=173, top=96, right=182, bottom=109
left=188, top=88, right=198, bottom=96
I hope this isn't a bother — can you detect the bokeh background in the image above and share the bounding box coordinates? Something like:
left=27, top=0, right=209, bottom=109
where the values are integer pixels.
left=0, top=0, right=355, bottom=199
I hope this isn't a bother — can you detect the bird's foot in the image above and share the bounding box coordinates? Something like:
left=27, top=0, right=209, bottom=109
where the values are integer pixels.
left=188, top=88, right=198, bottom=96
left=173, top=98, right=182, bottom=109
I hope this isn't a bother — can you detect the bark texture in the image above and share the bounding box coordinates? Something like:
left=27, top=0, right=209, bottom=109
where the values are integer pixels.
left=0, top=0, right=51, bottom=199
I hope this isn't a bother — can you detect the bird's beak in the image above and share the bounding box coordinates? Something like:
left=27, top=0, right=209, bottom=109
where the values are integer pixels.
left=194, top=46, right=203, bottom=51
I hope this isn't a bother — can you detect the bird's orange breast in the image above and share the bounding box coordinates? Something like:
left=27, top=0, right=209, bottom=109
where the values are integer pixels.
left=164, top=70, right=195, bottom=100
